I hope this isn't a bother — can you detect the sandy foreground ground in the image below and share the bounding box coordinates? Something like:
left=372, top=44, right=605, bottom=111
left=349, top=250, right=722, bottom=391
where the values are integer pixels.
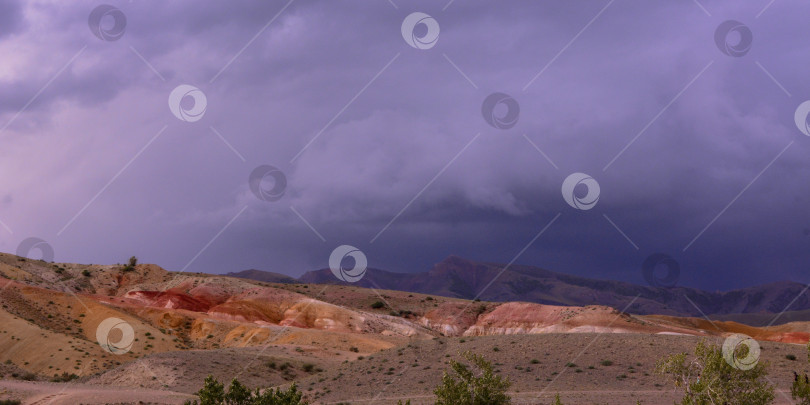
left=0, top=383, right=798, bottom=405
left=0, top=380, right=193, bottom=405
left=335, top=390, right=798, bottom=405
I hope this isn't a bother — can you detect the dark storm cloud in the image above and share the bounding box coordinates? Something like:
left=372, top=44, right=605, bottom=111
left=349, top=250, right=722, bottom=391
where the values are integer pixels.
left=0, top=0, right=809, bottom=291
left=0, top=0, right=24, bottom=38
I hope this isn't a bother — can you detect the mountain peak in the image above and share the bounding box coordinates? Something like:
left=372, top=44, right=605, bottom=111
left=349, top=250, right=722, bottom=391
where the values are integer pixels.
left=431, top=255, right=477, bottom=271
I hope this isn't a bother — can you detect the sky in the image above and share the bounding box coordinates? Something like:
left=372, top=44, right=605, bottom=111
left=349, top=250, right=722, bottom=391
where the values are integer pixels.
left=1, top=0, right=809, bottom=291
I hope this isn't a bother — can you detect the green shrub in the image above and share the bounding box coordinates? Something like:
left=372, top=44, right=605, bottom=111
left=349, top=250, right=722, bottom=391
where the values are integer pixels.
left=794, top=371, right=810, bottom=404
left=50, top=372, right=78, bottom=382
left=122, top=256, right=138, bottom=272
left=370, top=301, right=385, bottom=309
left=791, top=342, right=810, bottom=404
left=19, top=372, right=36, bottom=381
left=434, top=351, right=511, bottom=405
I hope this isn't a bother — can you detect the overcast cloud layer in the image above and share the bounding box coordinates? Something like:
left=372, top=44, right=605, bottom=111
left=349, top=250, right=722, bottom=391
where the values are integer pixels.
left=2, top=0, right=810, bottom=290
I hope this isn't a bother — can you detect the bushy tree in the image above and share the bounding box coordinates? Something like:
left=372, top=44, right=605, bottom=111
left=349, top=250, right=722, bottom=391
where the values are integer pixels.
left=193, top=375, right=224, bottom=405
left=226, top=378, right=252, bottom=405
left=656, top=340, right=773, bottom=405
left=184, top=375, right=307, bottom=405
left=434, top=351, right=511, bottom=405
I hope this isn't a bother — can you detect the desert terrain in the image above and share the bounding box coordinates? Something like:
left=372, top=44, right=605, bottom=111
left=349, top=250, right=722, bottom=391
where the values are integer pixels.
left=0, top=252, right=808, bottom=404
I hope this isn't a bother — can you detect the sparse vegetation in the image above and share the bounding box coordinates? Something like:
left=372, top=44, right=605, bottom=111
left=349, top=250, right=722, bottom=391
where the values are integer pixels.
left=6, top=254, right=810, bottom=404
left=370, top=301, right=385, bottom=309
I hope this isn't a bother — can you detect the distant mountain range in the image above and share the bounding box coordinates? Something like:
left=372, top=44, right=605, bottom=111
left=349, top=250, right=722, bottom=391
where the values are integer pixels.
left=225, top=269, right=298, bottom=284
left=228, top=255, right=810, bottom=322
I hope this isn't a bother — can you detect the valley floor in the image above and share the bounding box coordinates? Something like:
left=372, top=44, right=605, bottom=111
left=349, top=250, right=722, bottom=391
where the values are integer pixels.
left=0, top=380, right=192, bottom=404
left=0, top=384, right=799, bottom=405
left=1, top=333, right=808, bottom=405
